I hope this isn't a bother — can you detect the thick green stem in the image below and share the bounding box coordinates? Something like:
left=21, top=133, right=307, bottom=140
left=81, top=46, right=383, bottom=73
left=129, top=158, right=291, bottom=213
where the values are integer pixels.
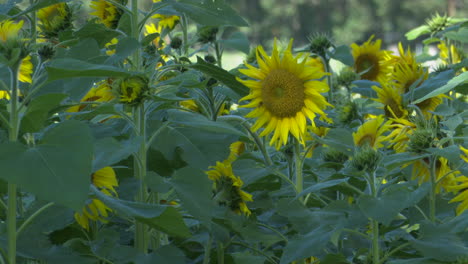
left=216, top=242, right=224, bottom=264
left=7, top=64, right=20, bottom=264
left=134, top=105, right=149, bottom=253
left=369, top=171, right=379, bottom=264
left=214, top=41, right=223, bottom=68
left=202, top=235, right=213, bottom=264
left=294, top=140, right=303, bottom=198
left=429, top=157, right=437, bottom=223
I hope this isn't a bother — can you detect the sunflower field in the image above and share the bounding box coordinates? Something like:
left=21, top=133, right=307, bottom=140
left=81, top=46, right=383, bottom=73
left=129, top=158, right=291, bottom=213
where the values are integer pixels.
left=0, top=0, right=467, bottom=263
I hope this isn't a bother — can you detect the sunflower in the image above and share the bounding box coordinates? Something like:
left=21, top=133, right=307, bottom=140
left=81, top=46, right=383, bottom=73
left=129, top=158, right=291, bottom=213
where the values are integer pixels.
left=74, top=167, right=118, bottom=230
left=391, top=44, right=447, bottom=115
left=238, top=39, right=331, bottom=149
left=90, top=0, right=126, bottom=29
left=152, top=0, right=180, bottom=29
left=304, top=125, right=330, bottom=158
left=383, top=117, right=416, bottom=153
left=19, top=55, right=33, bottom=83
left=115, top=76, right=148, bottom=105
left=353, top=115, right=391, bottom=149
left=225, top=141, right=245, bottom=163
left=37, top=3, right=72, bottom=39
left=373, top=83, right=408, bottom=119
left=351, top=35, right=394, bottom=82
left=67, top=80, right=114, bottom=113
left=105, top=37, right=118, bottom=56
left=411, top=157, right=459, bottom=192
left=206, top=161, right=253, bottom=216
left=144, top=22, right=165, bottom=49
left=447, top=176, right=468, bottom=215
left=0, top=19, right=23, bottom=43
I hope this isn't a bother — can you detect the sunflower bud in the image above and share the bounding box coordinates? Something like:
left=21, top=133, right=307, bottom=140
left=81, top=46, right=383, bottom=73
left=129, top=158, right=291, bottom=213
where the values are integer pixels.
left=170, top=37, right=182, bottom=49
left=0, top=20, right=29, bottom=67
left=338, top=101, right=359, bottom=124
left=90, top=0, right=128, bottom=29
left=351, top=146, right=381, bottom=172
left=408, top=129, right=436, bottom=153
left=426, top=13, right=453, bottom=34
left=337, top=67, right=359, bottom=88
left=38, top=44, right=56, bottom=61
left=37, top=3, right=73, bottom=39
left=204, top=54, right=216, bottom=64
left=198, top=26, right=218, bottom=44
left=309, top=33, right=333, bottom=58
left=114, top=75, right=149, bottom=105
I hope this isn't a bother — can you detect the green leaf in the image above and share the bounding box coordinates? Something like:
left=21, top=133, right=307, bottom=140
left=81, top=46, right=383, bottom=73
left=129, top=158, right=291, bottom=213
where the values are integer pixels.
left=351, top=80, right=379, bottom=97
left=319, top=128, right=354, bottom=155
left=411, top=230, right=468, bottom=261
left=0, top=120, right=93, bottom=210
left=188, top=56, right=249, bottom=96
left=93, top=137, right=141, bottom=171
left=328, top=45, right=354, bottom=66
left=92, top=186, right=191, bottom=238
left=20, top=93, right=68, bottom=133
left=411, top=70, right=461, bottom=104
left=170, top=167, right=214, bottom=224
left=358, top=182, right=430, bottom=226
left=231, top=252, right=266, bottom=264
left=169, top=0, right=248, bottom=27
left=445, top=27, right=468, bottom=43
left=297, top=178, right=349, bottom=198
left=46, top=58, right=131, bottom=81
left=280, top=226, right=335, bottom=264
left=382, top=152, right=430, bottom=171
left=113, top=37, right=140, bottom=61
left=405, top=25, right=431, bottom=40
left=74, top=21, right=120, bottom=48
left=168, top=110, right=246, bottom=137
left=219, top=32, right=250, bottom=54
left=428, top=145, right=461, bottom=165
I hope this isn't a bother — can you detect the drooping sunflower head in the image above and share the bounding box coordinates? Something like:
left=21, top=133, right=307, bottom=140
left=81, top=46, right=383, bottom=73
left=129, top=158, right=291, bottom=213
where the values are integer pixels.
left=19, top=55, right=33, bottom=83
left=351, top=35, right=394, bottom=83
left=225, top=141, right=246, bottom=164
left=238, top=39, right=331, bottom=149
left=68, top=80, right=115, bottom=112
left=0, top=19, right=24, bottom=44
left=37, top=3, right=72, bottom=39
left=353, top=115, right=391, bottom=149
left=206, top=161, right=253, bottom=216
left=152, top=14, right=180, bottom=30
left=90, top=0, right=127, bottom=29
left=114, top=75, right=149, bottom=105
left=383, top=117, right=416, bottom=153
left=74, top=167, right=118, bottom=230
left=372, top=83, right=408, bottom=119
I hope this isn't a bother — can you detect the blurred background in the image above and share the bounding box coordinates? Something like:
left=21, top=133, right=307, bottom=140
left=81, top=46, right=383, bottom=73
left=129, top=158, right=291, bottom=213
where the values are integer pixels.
left=228, top=0, right=467, bottom=47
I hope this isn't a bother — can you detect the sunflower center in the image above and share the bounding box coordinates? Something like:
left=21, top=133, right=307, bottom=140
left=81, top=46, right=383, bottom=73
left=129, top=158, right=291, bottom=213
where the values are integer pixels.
left=355, top=54, right=380, bottom=81
left=261, top=69, right=305, bottom=117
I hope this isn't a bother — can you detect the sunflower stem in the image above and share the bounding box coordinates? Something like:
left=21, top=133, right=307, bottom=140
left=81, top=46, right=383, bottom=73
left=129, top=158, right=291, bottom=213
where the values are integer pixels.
left=181, top=14, right=189, bottom=56
left=214, top=41, right=223, bottom=68
left=293, top=139, right=304, bottom=201
left=369, top=171, right=380, bottom=264
left=7, top=63, right=21, bottom=264
left=429, top=156, right=437, bottom=223
left=216, top=242, right=224, bottom=264
left=134, top=104, right=149, bottom=253
left=203, top=234, right=213, bottom=264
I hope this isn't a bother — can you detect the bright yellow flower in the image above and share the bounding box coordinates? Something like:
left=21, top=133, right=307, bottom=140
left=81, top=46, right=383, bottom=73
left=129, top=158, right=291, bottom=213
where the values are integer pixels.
left=117, top=76, right=148, bottom=105
left=152, top=0, right=180, bottom=29
left=37, top=3, right=72, bottom=38
left=67, top=80, right=115, bottom=112
left=90, top=0, right=125, bottom=29
left=412, top=157, right=459, bottom=193
left=0, top=19, right=23, bottom=43
left=206, top=161, right=253, bottom=216
left=351, top=35, right=394, bottom=83
left=105, top=37, right=118, bottom=56
left=383, top=117, right=416, bottom=153
left=225, top=141, right=245, bottom=163
left=238, top=39, right=331, bottom=150
left=74, top=167, right=118, bottom=230
left=447, top=176, right=468, bottom=215
left=144, top=22, right=165, bottom=49
left=19, top=55, right=33, bottom=83
left=353, top=115, right=391, bottom=149
left=373, top=83, right=408, bottom=119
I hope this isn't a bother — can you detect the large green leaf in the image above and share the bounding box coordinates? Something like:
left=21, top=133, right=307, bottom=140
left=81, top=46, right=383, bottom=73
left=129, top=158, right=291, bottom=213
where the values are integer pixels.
left=188, top=56, right=249, bottom=96
left=382, top=153, right=430, bottom=171
left=170, top=167, right=214, bottom=224
left=74, top=21, right=120, bottom=48
left=297, top=178, right=349, bottom=198
left=358, top=182, right=430, bottom=226
left=93, top=137, right=141, bottom=171
left=405, top=25, right=430, bottom=40
left=0, top=120, right=93, bottom=210
left=219, top=31, right=250, bottom=54
left=409, top=70, right=455, bottom=104
left=20, top=93, right=68, bottom=133
left=169, top=0, right=248, bottom=27
left=445, top=27, right=468, bottom=43
left=46, top=58, right=130, bottom=82
left=328, top=45, right=354, bottom=66
left=92, top=187, right=191, bottom=238
left=413, top=71, right=468, bottom=104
